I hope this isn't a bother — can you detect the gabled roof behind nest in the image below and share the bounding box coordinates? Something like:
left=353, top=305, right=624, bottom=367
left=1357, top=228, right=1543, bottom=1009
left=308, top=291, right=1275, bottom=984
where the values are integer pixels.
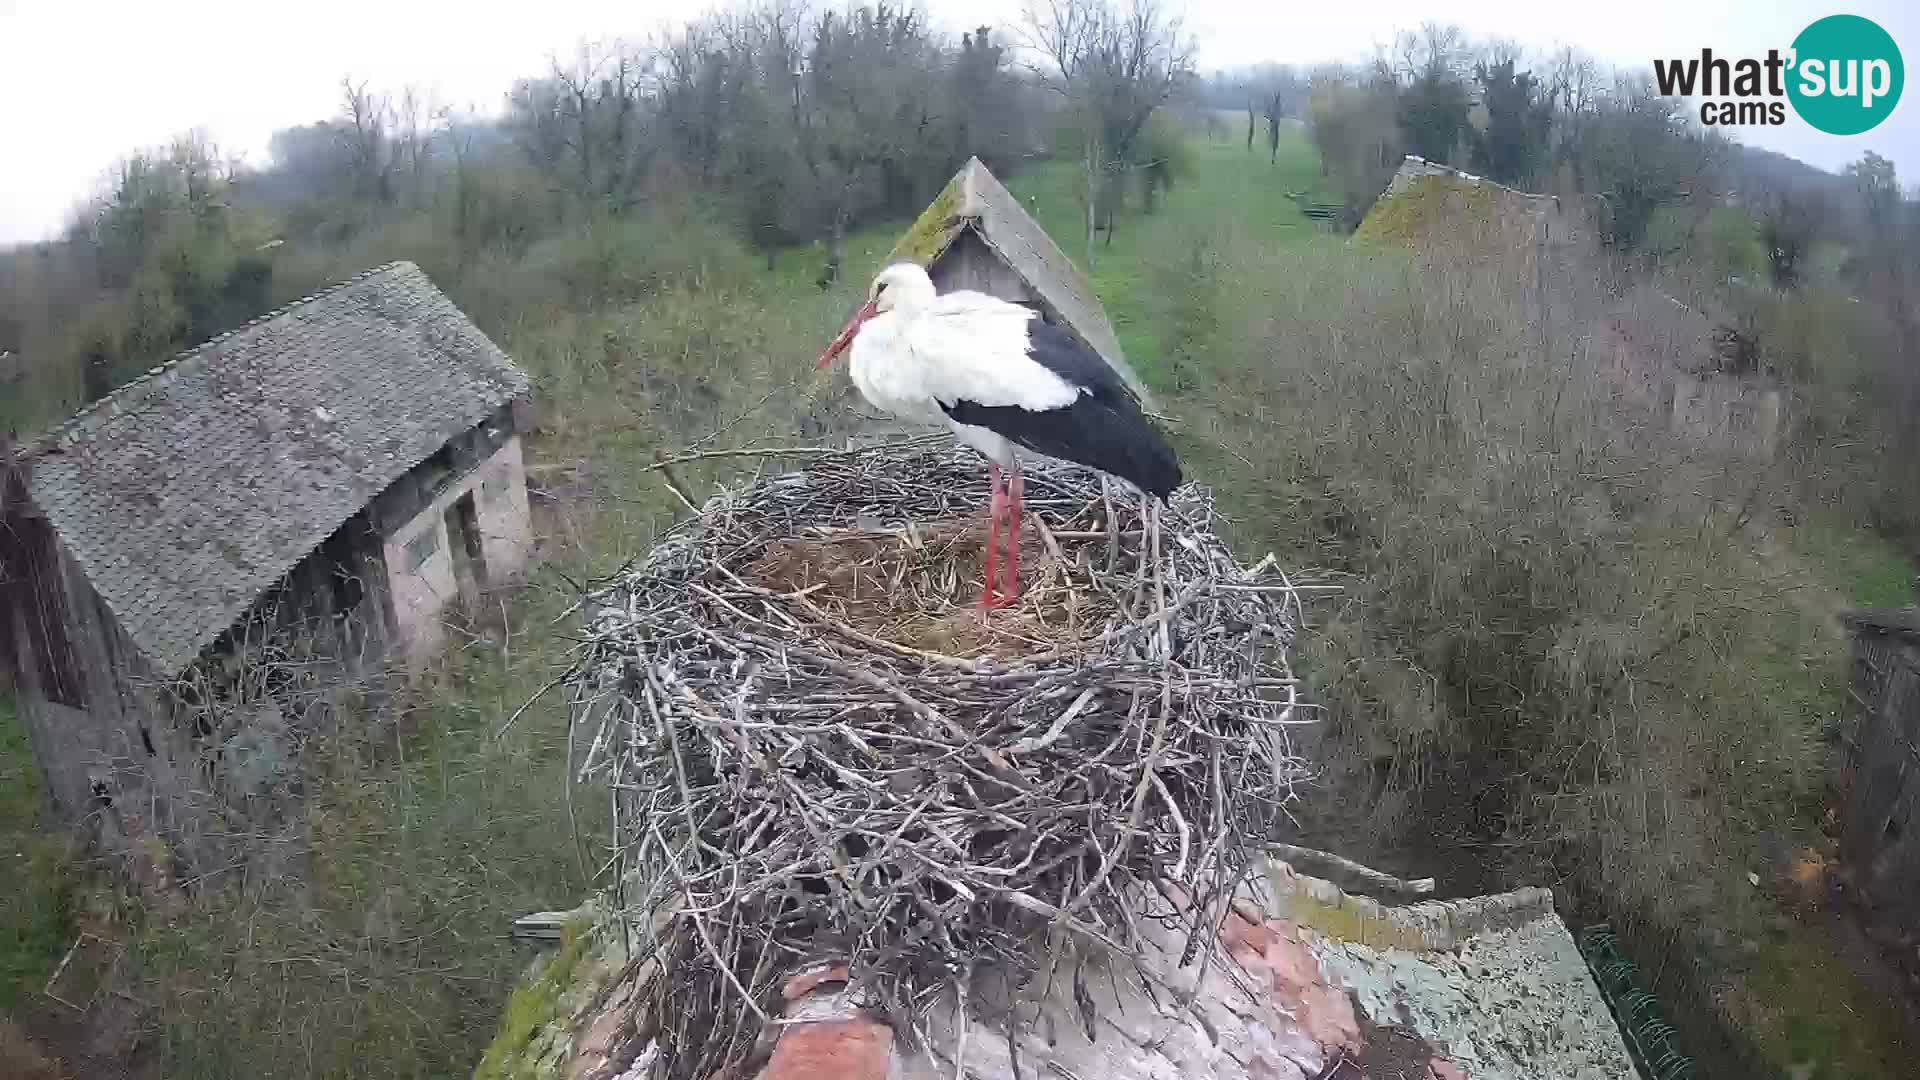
left=26, top=262, right=528, bottom=674
left=888, top=157, right=1150, bottom=406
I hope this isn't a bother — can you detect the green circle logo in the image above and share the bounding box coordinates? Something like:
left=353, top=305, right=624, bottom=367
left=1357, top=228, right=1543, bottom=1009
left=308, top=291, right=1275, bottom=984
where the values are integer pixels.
left=1788, top=15, right=1903, bottom=135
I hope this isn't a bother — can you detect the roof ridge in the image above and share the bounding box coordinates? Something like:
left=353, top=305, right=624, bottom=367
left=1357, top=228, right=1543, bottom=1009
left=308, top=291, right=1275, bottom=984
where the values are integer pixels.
left=31, top=261, right=415, bottom=453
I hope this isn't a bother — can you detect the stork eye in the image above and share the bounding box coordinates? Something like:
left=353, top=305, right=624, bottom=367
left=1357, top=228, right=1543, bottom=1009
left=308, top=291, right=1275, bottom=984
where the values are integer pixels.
left=876, top=282, right=888, bottom=294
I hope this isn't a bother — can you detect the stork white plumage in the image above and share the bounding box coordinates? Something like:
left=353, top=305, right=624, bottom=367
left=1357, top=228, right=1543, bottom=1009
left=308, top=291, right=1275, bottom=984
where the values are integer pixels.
left=818, top=263, right=1181, bottom=608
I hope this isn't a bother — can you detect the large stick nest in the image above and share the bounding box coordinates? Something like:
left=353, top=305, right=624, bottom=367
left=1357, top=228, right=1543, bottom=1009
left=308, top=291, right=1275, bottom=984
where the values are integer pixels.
left=571, top=443, right=1311, bottom=1079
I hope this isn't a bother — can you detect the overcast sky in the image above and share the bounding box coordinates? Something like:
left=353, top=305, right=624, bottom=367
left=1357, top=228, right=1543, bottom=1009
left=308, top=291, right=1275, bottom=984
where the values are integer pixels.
left=2, top=0, right=1915, bottom=246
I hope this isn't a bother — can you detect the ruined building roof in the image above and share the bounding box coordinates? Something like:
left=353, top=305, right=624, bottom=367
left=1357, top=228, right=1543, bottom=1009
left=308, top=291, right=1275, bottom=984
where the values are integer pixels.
left=26, top=262, right=529, bottom=674
left=1357, top=154, right=1600, bottom=254
left=889, top=156, right=1150, bottom=403
left=515, top=861, right=1637, bottom=1080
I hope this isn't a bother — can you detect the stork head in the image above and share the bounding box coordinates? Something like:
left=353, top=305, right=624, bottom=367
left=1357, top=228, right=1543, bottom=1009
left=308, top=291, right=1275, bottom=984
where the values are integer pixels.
left=817, top=263, right=936, bottom=367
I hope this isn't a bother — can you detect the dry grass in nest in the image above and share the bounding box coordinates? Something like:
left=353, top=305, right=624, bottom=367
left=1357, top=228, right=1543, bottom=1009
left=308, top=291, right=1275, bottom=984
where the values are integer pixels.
left=568, top=442, right=1314, bottom=1080
left=744, top=517, right=1120, bottom=659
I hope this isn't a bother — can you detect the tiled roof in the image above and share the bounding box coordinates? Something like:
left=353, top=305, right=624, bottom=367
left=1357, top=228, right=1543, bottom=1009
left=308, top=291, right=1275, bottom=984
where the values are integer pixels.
left=531, top=862, right=1635, bottom=1080
left=27, top=262, right=529, bottom=674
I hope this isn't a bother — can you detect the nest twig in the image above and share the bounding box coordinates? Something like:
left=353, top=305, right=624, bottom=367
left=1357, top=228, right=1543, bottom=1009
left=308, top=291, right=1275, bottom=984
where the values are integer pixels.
left=570, top=443, right=1311, bottom=1080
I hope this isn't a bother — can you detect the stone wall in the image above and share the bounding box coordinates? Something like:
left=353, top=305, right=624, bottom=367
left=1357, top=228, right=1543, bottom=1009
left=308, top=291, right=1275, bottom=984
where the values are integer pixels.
left=381, top=435, right=533, bottom=661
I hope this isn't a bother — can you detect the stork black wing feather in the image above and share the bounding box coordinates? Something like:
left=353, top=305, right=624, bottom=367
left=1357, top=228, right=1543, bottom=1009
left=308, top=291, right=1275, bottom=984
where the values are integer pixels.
left=942, top=394, right=1182, bottom=500
left=1005, top=318, right=1137, bottom=400
left=937, top=315, right=1181, bottom=499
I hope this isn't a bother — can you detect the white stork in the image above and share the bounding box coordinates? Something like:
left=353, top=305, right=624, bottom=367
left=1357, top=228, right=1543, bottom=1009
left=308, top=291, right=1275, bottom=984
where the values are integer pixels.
left=817, top=263, right=1181, bottom=608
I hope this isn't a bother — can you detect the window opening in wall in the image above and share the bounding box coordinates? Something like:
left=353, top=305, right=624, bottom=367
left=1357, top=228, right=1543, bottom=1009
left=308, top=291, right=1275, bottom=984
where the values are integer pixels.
left=418, top=444, right=456, bottom=499
left=404, top=527, right=440, bottom=572
left=319, top=527, right=367, bottom=617
left=445, top=492, right=487, bottom=593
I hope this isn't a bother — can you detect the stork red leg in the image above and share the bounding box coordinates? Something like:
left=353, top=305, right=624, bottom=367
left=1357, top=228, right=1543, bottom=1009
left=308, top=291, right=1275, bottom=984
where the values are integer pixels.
left=1004, top=459, right=1024, bottom=604
left=981, top=463, right=1006, bottom=609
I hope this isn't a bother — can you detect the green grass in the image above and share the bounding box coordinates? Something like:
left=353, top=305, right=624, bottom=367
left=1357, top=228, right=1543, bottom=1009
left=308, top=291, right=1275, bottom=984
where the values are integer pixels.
left=130, top=582, right=602, bottom=1079
left=472, top=915, right=595, bottom=1080
left=759, top=131, right=1910, bottom=1080
left=0, top=686, right=73, bottom=1011
left=1007, top=135, right=1321, bottom=386
left=116, top=194, right=865, bottom=1080
left=1730, top=931, right=1912, bottom=1080
left=1787, top=515, right=1917, bottom=609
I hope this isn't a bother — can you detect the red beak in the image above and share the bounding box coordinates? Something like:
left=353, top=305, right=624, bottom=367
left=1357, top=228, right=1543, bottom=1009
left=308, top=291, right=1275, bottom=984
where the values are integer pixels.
left=817, top=301, right=878, bottom=368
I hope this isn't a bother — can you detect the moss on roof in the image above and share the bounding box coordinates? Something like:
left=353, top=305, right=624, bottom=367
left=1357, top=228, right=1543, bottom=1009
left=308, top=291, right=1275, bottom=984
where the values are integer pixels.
left=473, top=911, right=599, bottom=1080
left=886, top=172, right=965, bottom=265
left=1355, top=175, right=1503, bottom=247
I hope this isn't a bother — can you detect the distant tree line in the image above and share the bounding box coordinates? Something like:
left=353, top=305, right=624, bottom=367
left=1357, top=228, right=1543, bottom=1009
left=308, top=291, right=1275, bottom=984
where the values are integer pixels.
left=1299, top=23, right=1920, bottom=554
left=504, top=4, right=1044, bottom=279
left=1303, top=26, right=1724, bottom=247
left=0, top=2, right=1080, bottom=431
left=53, top=134, right=276, bottom=403
left=1193, top=65, right=1304, bottom=165
left=1298, top=23, right=1918, bottom=308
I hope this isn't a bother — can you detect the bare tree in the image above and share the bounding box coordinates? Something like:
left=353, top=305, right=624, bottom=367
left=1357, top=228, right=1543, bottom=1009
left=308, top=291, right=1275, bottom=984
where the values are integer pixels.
left=1544, top=47, right=1604, bottom=177
left=648, top=3, right=1032, bottom=271
left=1025, top=0, right=1195, bottom=267
left=1387, top=23, right=1472, bottom=164
left=1306, top=68, right=1405, bottom=224
left=1572, top=74, right=1727, bottom=250
left=1245, top=64, right=1301, bottom=165
left=508, top=41, right=655, bottom=211
left=798, top=5, right=949, bottom=285
left=338, top=78, right=396, bottom=203
left=391, top=86, right=442, bottom=207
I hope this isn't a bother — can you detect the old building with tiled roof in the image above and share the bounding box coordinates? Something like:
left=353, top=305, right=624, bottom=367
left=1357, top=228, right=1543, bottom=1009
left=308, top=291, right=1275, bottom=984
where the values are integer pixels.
left=0, top=262, right=534, bottom=869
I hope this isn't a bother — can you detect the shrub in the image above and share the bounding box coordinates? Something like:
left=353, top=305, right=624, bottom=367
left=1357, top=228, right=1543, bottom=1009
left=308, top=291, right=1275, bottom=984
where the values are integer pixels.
left=1144, top=195, right=1848, bottom=1074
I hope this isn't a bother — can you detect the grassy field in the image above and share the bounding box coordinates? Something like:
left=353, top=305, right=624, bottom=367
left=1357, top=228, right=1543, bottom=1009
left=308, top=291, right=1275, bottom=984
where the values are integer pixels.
left=4, top=121, right=1915, bottom=1078
left=1788, top=515, right=1917, bottom=609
